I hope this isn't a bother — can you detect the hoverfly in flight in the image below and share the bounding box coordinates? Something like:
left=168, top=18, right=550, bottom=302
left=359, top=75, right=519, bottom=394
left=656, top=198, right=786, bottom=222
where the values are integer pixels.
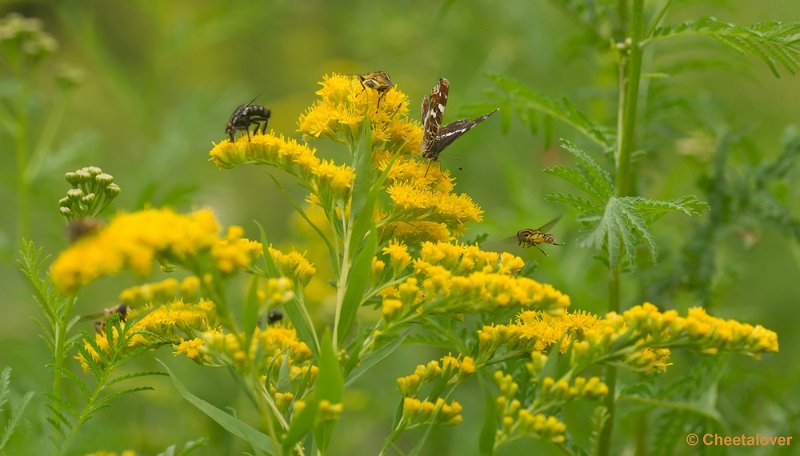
left=515, top=216, right=565, bottom=256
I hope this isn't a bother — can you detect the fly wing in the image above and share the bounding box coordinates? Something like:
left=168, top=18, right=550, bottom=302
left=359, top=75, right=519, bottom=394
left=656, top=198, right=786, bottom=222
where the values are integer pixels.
left=430, top=108, right=498, bottom=157
left=420, top=78, right=449, bottom=159
left=536, top=215, right=562, bottom=233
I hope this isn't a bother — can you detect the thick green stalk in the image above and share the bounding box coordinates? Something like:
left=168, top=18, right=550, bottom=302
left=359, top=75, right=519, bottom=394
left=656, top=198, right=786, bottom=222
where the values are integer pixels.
left=600, top=0, right=645, bottom=455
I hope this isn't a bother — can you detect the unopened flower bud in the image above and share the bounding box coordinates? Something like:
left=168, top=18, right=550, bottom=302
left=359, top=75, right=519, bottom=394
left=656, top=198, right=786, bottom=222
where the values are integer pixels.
left=95, top=173, right=114, bottom=185
left=105, top=184, right=121, bottom=198
left=67, top=188, right=84, bottom=200
left=81, top=193, right=96, bottom=205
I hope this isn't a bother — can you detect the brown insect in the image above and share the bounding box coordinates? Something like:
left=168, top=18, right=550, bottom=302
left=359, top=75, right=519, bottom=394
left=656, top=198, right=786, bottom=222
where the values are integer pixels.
left=83, top=304, right=129, bottom=334
left=420, top=78, right=497, bottom=176
left=515, top=216, right=564, bottom=256
left=357, top=71, right=395, bottom=108
left=66, top=218, right=102, bottom=243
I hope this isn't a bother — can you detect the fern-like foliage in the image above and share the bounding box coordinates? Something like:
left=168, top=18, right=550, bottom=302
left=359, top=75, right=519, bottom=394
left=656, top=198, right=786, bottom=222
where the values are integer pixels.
left=0, top=367, right=35, bottom=452
left=546, top=140, right=707, bottom=267
left=481, top=73, right=616, bottom=151
left=649, top=17, right=800, bottom=78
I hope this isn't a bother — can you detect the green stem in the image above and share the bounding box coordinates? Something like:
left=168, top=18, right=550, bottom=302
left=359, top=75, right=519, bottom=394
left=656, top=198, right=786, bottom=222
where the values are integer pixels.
left=600, top=1, right=645, bottom=455
left=598, top=266, right=620, bottom=456
left=15, top=83, right=30, bottom=246
left=615, top=0, right=645, bottom=198
left=332, top=210, right=351, bottom=353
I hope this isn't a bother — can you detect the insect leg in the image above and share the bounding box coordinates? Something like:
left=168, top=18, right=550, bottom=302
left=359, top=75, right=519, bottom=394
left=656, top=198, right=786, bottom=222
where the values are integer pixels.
left=534, top=244, right=548, bottom=256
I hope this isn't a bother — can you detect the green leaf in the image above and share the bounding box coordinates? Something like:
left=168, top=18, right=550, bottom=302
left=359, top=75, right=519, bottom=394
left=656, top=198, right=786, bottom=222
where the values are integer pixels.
left=282, top=399, right=319, bottom=455
left=484, top=74, right=615, bottom=149
left=345, top=332, right=407, bottom=387
left=348, top=116, right=375, bottom=239
left=648, top=17, right=800, bottom=78
left=157, top=360, right=273, bottom=455
left=255, top=222, right=280, bottom=278
left=338, top=228, right=378, bottom=346
left=478, top=377, right=497, bottom=456
left=314, top=329, right=343, bottom=451
left=242, top=275, right=261, bottom=348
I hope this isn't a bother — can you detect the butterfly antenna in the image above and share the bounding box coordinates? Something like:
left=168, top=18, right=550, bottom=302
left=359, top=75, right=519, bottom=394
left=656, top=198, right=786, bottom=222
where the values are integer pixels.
left=424, top=160, right=432, bottom=177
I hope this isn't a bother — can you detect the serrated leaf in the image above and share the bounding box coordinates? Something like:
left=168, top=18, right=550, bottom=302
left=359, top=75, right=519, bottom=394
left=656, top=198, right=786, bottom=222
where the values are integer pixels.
left=157, top=360, right=273, bottom=454
left=649, top=17, right=800, bottom=78
left=484, top=73, right=615, bottom=149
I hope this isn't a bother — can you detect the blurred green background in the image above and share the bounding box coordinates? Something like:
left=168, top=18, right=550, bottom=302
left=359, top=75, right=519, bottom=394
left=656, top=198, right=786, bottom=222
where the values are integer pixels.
left=1, top=1, right=798, bottom=454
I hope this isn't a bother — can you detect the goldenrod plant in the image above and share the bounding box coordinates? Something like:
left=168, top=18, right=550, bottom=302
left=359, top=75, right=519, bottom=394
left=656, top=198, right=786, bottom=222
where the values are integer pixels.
left=15, top=73, right=779, bottom=455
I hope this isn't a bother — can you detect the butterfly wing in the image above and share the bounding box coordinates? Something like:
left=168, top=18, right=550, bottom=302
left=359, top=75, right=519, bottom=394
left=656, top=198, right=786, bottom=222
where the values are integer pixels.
left=430, top=108, right=498, bottom=157
left=420, top=78, right=449, bottom=160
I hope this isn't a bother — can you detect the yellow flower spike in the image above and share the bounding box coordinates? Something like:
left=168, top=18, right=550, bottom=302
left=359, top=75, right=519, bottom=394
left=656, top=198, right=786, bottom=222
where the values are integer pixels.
left=173, top=338, right=204, bottom=360
left=269, top=247, right=316, bottom=286
left=371, top=258, right=386, bottom=280
left=313, top=159, right=356, bottom=199
left=318, top=400, right=344, bottom=421
left=179, top=276, right=201, bottom=300
left=52, top=208, right=221, bottom=293
left=383, top=240, right=412, bottom=273
left=380, top=220, right=452, bottom=244
left=209, top=132, right=321, bottom=179
left=381, top=298, right=403, bottom=319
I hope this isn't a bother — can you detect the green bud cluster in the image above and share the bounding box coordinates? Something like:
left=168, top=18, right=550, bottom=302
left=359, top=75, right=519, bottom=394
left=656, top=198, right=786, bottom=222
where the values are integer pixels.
left=59, top=166, right=120, bottom=220
left=0, top=13, right=58, bottom=68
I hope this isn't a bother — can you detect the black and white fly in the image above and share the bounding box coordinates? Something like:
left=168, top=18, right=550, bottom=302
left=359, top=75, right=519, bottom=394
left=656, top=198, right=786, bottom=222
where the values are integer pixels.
left=226, top=95, right=271, bottom=143
left=420, top=78, right=497, bottom=175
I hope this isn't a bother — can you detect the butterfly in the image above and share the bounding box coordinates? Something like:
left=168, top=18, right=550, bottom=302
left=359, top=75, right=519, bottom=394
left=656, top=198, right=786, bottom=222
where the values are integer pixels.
left=420, top=78, right=498, bottom=175
left=514, top=216, right=565, bottom=256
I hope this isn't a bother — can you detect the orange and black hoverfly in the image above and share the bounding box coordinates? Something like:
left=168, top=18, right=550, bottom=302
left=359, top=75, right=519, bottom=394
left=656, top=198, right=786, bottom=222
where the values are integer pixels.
left=515, top=216, right=564, bottom=256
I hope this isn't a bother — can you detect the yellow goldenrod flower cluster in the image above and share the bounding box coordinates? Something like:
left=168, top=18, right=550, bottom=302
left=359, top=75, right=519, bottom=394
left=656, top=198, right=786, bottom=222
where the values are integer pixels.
left=78, top=299, right=216, bottom=372
left=396, top=354, right=476, bottom=396
left=319, top=399, right=345, bottom=422
left=194, top=326, right=314, bottom=378
left=118, top=277, right=201, bottom=307
left=494, top=371, right=566, bottom=445
left=539, top=376, right=608, bottom=402
left=298, top=74, right=415, bottom=153
left=478, top=303, right=778, bottom=375
left=51, top=209, right=262, bottom=293
left=257, top=277, right=295, bottom=306
left=209, top=133, right=355, bottom=201
left=269, top=246, right=316, bottom=286
left=379, top=242, right=568, bottom=321
left=212, top=226, right=262, bottom=274
left=402, top=397, right=463, bottom=427
left=385, top=182, right=482, bottom=229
